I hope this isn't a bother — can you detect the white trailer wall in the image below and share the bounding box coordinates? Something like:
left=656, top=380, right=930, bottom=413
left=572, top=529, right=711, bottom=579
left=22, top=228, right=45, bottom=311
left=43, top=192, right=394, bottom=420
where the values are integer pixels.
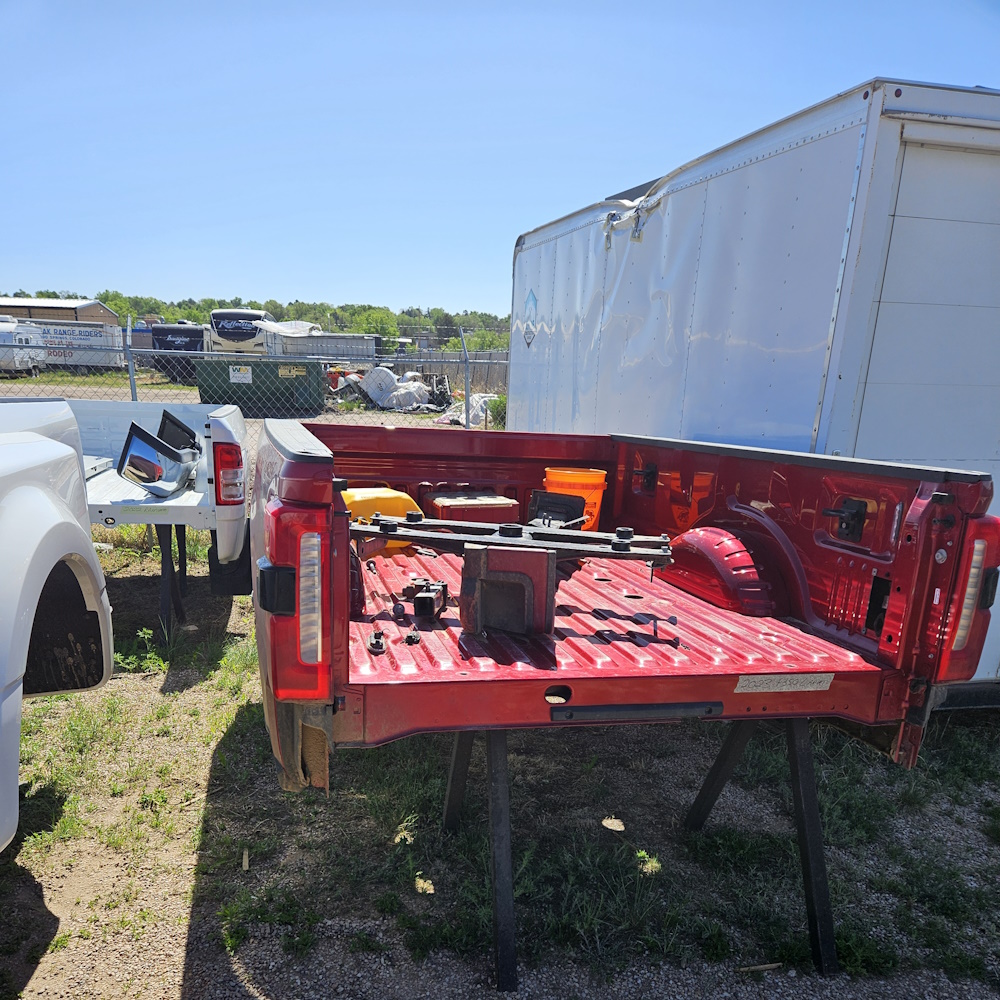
left=509, top=86, right=871, bottom=448
left=511, top=204, right=610, bottom=433
left=854, top=138, right=1000, bottom=467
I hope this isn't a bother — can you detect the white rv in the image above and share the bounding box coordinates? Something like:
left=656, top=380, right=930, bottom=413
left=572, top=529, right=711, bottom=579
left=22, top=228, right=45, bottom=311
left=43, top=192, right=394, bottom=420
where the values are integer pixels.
left=0, top=316, right=46, bottom=375
left=507, top=78, right=1000, bottom=683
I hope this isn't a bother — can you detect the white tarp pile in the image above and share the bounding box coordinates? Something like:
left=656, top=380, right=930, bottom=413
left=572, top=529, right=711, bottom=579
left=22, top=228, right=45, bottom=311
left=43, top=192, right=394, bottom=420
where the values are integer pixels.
left=436, top=393, right=498, bottom=427
left=252, top=319, right=323, bottom=336
left=358, top=366, right=431, bottom=410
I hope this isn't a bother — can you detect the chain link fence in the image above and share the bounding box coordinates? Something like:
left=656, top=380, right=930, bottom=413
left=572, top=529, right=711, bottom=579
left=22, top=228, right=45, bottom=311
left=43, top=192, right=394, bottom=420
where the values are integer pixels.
left=0, top=343, right=510, bottom=461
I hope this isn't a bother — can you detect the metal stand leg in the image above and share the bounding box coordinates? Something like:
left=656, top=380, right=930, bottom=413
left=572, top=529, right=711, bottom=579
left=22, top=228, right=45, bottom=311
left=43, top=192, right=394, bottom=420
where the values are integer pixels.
left=176, top=525, right=188, bottom=597
left=155, top=524, right=187, bottom=643
left=443, top=731, right=475, bottom=833
left=786, top=719, right=839, bottom=975
left=685, top=719, right=839, bottom=975
left=486, top=731, right=517, bottom=992
left=684, top=720, right=759, bottom=830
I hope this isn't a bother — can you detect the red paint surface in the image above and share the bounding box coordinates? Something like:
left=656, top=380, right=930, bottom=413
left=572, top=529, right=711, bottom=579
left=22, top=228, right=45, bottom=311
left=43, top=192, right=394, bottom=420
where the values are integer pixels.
left=336, top=549, right=885, bottom=746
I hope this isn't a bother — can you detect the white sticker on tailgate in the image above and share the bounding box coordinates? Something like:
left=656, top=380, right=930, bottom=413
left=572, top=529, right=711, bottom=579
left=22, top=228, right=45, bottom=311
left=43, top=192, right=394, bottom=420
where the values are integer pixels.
left=735, top=673, right=834, bottom=693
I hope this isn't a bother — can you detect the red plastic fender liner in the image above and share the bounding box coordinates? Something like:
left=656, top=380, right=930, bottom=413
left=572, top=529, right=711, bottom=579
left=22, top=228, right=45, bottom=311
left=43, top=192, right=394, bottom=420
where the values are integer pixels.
left=655, top=527, right=775, bottom=617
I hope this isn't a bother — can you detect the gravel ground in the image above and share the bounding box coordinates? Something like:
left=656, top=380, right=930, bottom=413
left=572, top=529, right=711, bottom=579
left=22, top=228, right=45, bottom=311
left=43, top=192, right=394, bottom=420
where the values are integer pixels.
left=20, top=914, right=1000, bottom=1000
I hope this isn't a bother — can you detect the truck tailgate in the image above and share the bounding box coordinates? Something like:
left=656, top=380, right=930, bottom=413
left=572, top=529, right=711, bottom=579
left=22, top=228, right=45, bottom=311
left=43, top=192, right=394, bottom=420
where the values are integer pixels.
left=85, top=467, right=215, bottom=528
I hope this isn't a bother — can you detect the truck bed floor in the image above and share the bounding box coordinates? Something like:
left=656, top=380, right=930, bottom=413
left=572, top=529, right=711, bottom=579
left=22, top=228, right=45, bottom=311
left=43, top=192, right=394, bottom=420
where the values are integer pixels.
left=350, top=551, right=876, bottom=685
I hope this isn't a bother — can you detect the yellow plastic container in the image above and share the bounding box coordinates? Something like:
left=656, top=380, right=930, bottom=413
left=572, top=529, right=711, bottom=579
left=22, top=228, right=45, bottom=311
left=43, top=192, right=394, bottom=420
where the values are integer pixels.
left=542, top=468, right=607, bottom=531
left=343, top=487, right=421, bottom=551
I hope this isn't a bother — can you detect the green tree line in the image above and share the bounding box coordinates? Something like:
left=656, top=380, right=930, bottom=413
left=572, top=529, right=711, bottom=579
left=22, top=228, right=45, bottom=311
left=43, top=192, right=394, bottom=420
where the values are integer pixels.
left=3, top=289, right=510, bottom=350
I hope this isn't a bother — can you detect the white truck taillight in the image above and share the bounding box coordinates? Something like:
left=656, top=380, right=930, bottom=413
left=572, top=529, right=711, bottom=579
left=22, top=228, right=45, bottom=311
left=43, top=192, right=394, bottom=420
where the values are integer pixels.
left=952, top=539, right=987, bottom=652
left=935, top=515, right=1000, bottom=684
left=298, top=531, right=323, bottom=664
left=213, top=442, right=245, bottom=505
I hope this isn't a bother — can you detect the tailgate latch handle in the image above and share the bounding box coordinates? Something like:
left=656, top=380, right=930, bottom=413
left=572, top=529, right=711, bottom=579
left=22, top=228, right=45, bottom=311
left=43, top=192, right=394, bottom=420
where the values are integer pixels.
left=632, top=463, right=658, bottom=491
left=821, top=498, right=868, bottom=543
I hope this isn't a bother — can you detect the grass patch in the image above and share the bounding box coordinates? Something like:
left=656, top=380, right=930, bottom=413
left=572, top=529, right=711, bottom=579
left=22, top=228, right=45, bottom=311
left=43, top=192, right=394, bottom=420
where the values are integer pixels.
left=983, top=800, right=1000, bottom=845
left=685, top=826, right=794, bottom=876
left=348, top=930, right=386, bottom=953
left=731, top=723, right=897, bottom=847
left=33, top=369, right=134, bottom=388
left=374, top=891, right=402, bottom=916
left=218, top=886, right=321, bottom=955
left=17, top=691, right=134, bottom=853
left=91, top=523, right=154, bottom=552
left=47, top=932, right=71, bottom=953
left=835, top=922, right=900, bottom=976
left=486, top=395, right=506, bottom=429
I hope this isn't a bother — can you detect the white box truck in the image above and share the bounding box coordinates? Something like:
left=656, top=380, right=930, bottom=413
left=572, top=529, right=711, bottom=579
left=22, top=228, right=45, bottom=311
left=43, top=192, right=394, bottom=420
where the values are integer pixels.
left=36, top=320, right=125, bottom=369
left=507, top=77, right=1000, bottom=685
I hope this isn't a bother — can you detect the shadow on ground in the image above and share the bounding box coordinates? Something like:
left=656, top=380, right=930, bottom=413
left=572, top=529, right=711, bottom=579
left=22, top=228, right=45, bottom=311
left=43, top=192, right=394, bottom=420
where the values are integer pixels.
left=180, top=702, right=281, bottom=999
left=174, top=706, right=736, bottom=997
left=0, top=783, right=66, bottom=999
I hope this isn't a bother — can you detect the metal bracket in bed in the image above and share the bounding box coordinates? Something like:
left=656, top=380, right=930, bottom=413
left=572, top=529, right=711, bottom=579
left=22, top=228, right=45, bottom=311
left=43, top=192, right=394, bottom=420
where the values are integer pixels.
left=350, top=513, right=673, bottom=566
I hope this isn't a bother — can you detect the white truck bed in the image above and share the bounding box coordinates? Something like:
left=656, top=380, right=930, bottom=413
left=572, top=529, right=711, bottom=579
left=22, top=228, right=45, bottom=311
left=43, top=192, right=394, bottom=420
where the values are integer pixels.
left=85, top=465, right=215, bottom=529
left=67, top=399, right=249, bottom=560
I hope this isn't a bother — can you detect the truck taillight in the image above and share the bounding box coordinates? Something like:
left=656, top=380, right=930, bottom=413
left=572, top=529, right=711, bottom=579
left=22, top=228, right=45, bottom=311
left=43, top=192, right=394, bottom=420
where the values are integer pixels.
left=952, top=540, right=988, bottom=652
left=214, top=442, right=245, bottom=505
left=298, top=532, right=323, bottom=664
left=936, top=515, right=1000, bottom=684
left=261, top=499, right=331, bottom=700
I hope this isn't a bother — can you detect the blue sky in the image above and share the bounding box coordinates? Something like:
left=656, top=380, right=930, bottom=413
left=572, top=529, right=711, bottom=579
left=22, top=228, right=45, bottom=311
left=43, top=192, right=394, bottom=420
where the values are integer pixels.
left=3, top=0, right=999, bottom=316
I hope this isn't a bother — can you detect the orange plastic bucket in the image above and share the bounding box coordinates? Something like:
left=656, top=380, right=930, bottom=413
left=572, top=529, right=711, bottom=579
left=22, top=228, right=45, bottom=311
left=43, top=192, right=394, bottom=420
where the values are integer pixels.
left=542, top=468, right=607, bottom=531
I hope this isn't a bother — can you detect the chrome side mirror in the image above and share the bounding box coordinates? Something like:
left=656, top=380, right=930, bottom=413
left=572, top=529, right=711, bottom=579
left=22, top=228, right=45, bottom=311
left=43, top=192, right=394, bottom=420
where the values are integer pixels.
left=117, top=423, right=199, bottom=497
left=157, top=410, right=200, bottom=452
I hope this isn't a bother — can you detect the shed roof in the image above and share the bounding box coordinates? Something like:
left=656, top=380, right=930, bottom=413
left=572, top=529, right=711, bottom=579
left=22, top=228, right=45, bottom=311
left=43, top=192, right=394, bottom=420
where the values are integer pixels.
left=0, top=296, right=113, bottom=311
left=0, top=295, right=118, bottom=316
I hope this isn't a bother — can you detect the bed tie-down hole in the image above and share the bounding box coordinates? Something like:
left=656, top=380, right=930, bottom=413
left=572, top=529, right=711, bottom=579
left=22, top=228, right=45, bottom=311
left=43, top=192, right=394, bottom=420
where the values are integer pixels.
left=544, top=685, right=573, bottom=705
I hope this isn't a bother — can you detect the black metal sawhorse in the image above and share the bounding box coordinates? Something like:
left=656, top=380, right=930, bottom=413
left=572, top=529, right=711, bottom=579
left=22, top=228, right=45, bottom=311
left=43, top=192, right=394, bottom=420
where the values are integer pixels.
left=684, top=718, right=840, bottom=975
left=441, top=718, right=839, bottom=992
left=443, top=730, right=517, bottom=991
left=154, top=523, right=188, bottom=643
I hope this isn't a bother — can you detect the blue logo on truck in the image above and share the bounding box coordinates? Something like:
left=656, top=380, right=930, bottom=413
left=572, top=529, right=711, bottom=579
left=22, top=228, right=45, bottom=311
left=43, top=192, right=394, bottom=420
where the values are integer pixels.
left=524, top=289, right=537, bottom=346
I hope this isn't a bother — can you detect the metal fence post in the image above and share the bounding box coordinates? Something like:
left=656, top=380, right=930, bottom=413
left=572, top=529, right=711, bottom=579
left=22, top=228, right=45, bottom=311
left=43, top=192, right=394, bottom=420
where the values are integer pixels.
left=125, top=314, right=138, bottom=401
left=459, top=326, right=471, bottom=429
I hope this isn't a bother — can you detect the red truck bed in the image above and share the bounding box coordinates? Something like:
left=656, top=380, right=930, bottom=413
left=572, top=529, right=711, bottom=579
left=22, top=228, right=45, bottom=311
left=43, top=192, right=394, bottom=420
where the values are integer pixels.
left=252, top=422, right=1000, bottom=778
left=356, top=548, right=872, bottom=680
left=350, top=548, right=880, bottom=743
